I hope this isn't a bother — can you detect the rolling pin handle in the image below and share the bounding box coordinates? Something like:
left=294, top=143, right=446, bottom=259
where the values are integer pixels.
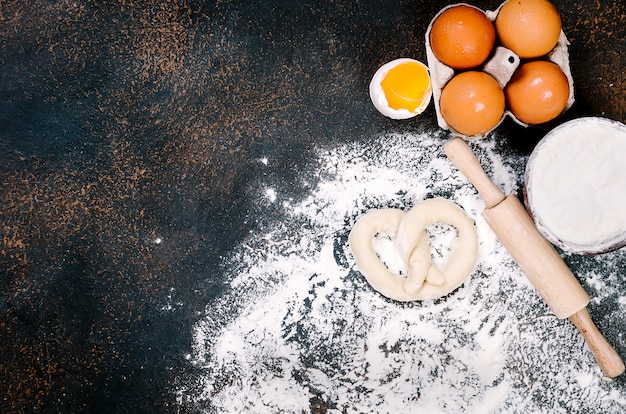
left=569, top=308, right=625, bottom=378
left=443, top=137, right=506, bottom=208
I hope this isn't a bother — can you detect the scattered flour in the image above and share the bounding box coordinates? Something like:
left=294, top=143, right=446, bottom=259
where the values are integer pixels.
left=177, top=130, right=626, bottom=413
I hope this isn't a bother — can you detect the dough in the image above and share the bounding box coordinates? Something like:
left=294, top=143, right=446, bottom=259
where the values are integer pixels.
left=395, top=198, right=479, bottom=300
left=348, top=198, right=478, bottom=301
left=348, top=209, right=431, bottom=301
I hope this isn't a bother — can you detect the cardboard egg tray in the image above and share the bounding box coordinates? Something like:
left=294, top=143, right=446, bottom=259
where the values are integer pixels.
left=425, top=2, right=575, bottom=140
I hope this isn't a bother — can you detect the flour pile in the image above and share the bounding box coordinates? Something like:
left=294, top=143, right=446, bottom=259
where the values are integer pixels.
left=177, top=131, right=626, bottom=413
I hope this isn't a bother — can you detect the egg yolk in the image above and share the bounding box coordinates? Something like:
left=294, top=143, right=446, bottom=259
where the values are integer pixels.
left=380, top=61, right=431, bottom=112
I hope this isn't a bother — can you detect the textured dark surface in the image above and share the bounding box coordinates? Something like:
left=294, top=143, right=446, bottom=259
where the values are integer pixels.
left=1, top=0, right=625, bottom=412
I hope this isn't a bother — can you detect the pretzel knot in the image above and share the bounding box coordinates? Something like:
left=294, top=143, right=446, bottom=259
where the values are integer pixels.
left=348, top=198, right=478, bottom=301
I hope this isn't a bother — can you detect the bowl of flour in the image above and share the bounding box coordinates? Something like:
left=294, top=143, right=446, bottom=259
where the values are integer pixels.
left=525, top=117, right=626, bottom=254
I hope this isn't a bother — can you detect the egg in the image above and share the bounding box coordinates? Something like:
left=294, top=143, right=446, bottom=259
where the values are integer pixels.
left=505, top=61, right=569, bottom=125
left=439, top=71, right=504, bottom=136
left=495, top=0, right=562, bottom=59
left=439, top=71, right=505, bottom=137
left=369, top=58, right=432, bottom=119
left=429, top=5, right=495, bottom=70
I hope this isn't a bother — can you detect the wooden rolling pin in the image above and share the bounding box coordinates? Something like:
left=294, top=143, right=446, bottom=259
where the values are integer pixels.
left=444, top=137, right=625, bottom=378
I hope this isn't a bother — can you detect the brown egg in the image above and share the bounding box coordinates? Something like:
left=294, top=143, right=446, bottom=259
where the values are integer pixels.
left=440, top=71, right=505, bottom=136
left=505, top=61, right=569, bottom=125
left=430, top=5, right=496, bottom=70
left=495, top=0, right=562, bottom=59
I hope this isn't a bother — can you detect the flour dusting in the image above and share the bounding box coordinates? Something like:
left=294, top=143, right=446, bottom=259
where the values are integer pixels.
left=177, top=131, right=626, bottom=413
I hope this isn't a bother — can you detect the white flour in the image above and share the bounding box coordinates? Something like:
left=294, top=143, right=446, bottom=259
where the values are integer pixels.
left=177, top=130, right=626, bottom=413
left=527, top=117, right=626, bottom=250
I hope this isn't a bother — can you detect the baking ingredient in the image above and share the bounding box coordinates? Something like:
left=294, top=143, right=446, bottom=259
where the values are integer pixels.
left=395, top=197, right=478, bottom=299
left=526, top=117, right=626, bottom=253
left=380, top=61, right=431, bottom=112
left=505, top=61, right=569, bottom=125
left=429, top=5, right=495, bottom=70
left=177, top=131, right=626, bottom=413
left=348, top=208, right=412, bottom=299
left=370, top=58, right=432, bottom=119
left=440, top=71, right=505, bottom=136
left=348, top=198, right=478, bottom=301
left=495, top=0, right=562, bottom=59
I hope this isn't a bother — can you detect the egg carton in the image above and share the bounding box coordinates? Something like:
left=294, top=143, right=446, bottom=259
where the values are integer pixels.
left=425, top=2, right=575, bottom=140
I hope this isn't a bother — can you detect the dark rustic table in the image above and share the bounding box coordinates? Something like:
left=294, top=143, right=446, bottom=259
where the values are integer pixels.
left=1, top=0, right=625, bottom=412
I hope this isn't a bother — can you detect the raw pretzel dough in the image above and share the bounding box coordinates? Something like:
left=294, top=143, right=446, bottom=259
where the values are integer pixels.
left=348, top=198, right=478, bottom=301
